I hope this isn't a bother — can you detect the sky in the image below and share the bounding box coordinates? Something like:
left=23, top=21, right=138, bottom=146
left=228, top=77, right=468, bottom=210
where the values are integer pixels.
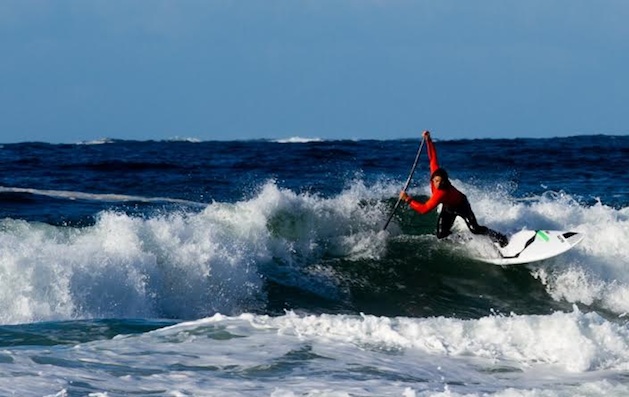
left=1, top=1, right=628, bottom=143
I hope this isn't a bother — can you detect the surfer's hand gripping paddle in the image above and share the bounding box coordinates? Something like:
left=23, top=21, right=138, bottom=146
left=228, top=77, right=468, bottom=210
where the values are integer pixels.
left=382, top=136, right=426, bottom=230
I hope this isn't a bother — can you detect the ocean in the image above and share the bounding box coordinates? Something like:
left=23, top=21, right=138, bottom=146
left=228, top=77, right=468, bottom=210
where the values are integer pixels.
left=0, top=134, right=628, bottom=396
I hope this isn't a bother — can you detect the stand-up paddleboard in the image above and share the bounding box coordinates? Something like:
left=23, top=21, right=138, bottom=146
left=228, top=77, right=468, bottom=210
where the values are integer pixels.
left=383, top=137, right=425, bottom=230
left=474, top=230, right=584, bottom=265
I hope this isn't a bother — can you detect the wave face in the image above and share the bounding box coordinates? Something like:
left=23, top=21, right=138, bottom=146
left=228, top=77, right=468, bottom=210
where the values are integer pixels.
left=0, top=136, right=628, bottom=396
left=0, top=151, right=628, bottom=323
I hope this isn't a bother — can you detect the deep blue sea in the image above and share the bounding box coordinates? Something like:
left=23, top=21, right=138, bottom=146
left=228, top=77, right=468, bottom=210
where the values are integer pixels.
left=0, top=135, right=628, bottom=396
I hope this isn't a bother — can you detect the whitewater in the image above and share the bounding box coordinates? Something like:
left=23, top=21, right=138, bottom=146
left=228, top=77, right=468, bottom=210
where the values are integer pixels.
left=0, top=136, right=627, bottom=396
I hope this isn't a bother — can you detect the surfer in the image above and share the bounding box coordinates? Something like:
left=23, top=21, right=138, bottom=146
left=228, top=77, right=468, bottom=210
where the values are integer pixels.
left=400, top=131, right=509, bottom=247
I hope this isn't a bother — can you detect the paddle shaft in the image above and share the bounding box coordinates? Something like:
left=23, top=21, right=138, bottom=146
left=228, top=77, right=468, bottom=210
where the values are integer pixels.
left=382, top=137, right=425, bottom=230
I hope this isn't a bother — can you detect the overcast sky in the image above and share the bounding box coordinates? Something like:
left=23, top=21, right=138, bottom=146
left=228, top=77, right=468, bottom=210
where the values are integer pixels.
left=1, top=0, right=627, bottom=143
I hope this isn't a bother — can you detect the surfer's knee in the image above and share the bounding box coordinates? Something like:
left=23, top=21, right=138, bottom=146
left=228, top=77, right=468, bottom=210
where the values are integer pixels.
left=436, top=229, right=451, bottom=239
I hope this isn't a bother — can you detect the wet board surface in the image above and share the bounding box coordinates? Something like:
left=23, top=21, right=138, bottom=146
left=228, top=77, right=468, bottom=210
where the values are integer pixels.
left=473, top=230, right=584, bottom=265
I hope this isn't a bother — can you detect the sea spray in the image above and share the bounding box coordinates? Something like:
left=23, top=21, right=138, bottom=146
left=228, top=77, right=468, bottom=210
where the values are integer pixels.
left=0, top=136, right=628, bottom=395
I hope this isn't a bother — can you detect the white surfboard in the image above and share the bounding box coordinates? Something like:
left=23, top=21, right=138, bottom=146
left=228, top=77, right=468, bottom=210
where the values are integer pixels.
left=473, top=230, right=584, bottom=265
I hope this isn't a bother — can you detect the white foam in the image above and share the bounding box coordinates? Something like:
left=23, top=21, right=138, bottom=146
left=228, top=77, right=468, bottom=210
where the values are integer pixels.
left=0, top=208, right=266, bottom=323
left=75, top=138, right=115, bottom=145
left=0, top=181, right=388, bottom=324
left=1, top=178, right=628, bottom=324
left=0, top=185, right=205, bottom=206
left=122, top=309, right=629, bottom=395
left=448, top=180, right=629, bottom=315
left=275, top=137, right=324, bottom=143
left=2, top=306, right=629, bottom=395
left=245, top=307, right=629, bottom=373
left=166, top=136, right=202, bottom=142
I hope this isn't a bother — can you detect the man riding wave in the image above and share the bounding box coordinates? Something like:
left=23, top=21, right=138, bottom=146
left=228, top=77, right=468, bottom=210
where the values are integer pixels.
left=400, top=131, right=508, bottom=247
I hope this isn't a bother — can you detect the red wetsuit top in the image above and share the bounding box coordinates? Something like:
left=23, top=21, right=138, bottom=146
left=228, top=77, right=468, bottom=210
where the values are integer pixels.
left=408, top=137, right=465, bottom=214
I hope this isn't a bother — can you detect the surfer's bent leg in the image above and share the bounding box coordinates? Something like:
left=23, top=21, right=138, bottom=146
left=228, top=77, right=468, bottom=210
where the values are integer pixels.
left=436, top=209, right=456, bottom=239
left=458, top=201, right=509, bottom=247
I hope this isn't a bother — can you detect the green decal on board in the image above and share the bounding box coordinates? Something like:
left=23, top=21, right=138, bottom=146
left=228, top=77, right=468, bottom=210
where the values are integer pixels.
left=537, top=230, right=550, bottom=241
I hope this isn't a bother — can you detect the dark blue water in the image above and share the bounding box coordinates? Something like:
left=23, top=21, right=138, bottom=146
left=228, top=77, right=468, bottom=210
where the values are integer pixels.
left=0, top=135, right=625, bottom=323
left=2, top=135, right=625, bottom=223
left=1, top=135, right=628, bottom=396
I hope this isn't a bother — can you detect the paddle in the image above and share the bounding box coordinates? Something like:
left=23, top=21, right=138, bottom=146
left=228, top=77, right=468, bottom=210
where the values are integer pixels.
left=382, top=136, right=425, bottom=230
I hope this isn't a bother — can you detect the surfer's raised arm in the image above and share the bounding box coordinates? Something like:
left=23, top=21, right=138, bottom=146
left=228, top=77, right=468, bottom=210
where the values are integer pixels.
left=423, top=130, right=440, bottom=175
